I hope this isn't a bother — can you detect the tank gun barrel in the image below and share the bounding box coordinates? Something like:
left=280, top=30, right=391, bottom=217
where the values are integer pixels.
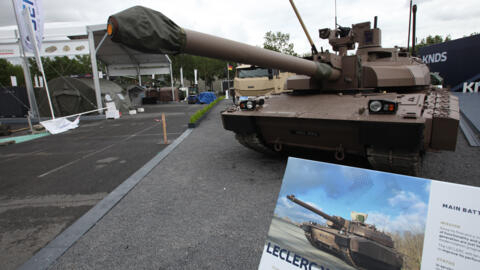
left=107, top=6, right=339, bottom=81
left=287, top=195, right=334, bottom=221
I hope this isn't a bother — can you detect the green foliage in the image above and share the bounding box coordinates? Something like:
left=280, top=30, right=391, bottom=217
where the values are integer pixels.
left=189, top=96, right=225, bottom=124
left=28, top=55, right=93, bottom=80
left=414, top=34, right=451, bottom=53
left=263, top=31, right=298, bottom=56
left=169, top=54, right=234, bottom=90
left=0, top=59, right=25, bottom=87
left=464, top=32, right=479, bottom=37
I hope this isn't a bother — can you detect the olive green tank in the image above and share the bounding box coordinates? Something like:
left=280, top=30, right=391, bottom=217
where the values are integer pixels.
left=106, top=5, right=459, bottom=175
left=287, top=195, right=403, bottom=270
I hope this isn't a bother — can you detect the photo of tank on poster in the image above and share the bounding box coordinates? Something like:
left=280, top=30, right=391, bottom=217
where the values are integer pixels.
left=258, top=157, right=480, bottom=270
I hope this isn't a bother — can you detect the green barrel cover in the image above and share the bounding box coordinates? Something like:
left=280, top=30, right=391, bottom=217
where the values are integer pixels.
left=109, top=6, right=186, bottom=54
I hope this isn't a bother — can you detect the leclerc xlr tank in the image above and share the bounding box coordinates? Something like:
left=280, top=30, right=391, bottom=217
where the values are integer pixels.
left=106, top=5, right=459, bottom=175
left=287, top=195, right=403, bottom=270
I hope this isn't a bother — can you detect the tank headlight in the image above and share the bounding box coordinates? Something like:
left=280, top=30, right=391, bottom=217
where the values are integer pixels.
left=369, top=100, right=382, bottom=112
left=368, top=100, right=398, bottom=114
left=239, top=100, right=256, bottom=110
left=239, top=99, right=264, bottom=110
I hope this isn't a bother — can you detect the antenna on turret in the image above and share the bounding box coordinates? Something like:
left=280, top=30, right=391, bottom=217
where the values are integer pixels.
left=335, top=0, right=338, bottom=28
left=412, top=4, right=417, bottom=56
left=407, top=0, right=412, bottom=52
left=288, top=0, right=318, bottom=55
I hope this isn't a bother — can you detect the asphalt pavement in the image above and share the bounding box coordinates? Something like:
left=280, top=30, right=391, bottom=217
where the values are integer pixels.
left=47, top=99, right=480, bottom=269
left=0, top=103, right=205, bottom=270
left=2, top=98, right=479, bottom=269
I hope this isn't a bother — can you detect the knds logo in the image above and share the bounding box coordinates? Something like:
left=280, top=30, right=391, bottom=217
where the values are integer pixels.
left=422, top=52, right=447, bottom=64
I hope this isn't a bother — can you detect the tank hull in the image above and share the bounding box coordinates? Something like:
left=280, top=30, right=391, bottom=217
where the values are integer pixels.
left=222, top=89, right=459, bottom=175
left=303, top=224, right=403, bottom=270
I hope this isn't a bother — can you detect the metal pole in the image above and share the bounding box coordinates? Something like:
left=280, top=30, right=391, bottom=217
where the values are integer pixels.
left=226, top=63, right=229, bottom=99
left=11, top=1, right=39, bottom=120
left=87, top=26, right=104, bottom=114
left=23, top=9, right=55, bottom=119
left=180, top=67, right=184, bottom=87
left=166, top=55, right=175, bottom=101
left=137, top=65, right=142, bottom=86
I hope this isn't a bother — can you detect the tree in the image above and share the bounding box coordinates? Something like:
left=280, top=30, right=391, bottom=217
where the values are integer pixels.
left=28, top=55, right=93, bottom=80
left=169, top=54, right=234, bottom=89
left=0, top=59, right=25, bottom=87
left=263, top=31, right=298, bottom=56
left=414, top=34, right=451, bottom=53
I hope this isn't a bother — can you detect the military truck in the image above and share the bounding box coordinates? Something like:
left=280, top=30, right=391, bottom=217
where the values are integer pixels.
left=233, top=64, right=294, bottom=104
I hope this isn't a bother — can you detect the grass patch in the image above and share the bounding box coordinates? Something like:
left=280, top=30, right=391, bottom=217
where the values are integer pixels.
left=189, top=96, right=225, bottom=124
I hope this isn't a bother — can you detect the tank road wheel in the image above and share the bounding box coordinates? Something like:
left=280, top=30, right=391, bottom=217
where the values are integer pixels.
left=234, top=133, right=276, bottom=155
left=366, top=148, right=423, bottom=176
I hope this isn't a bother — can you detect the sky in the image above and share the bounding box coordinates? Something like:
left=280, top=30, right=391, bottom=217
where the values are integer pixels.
left=0, top=0, right=479, bottom=55
left=274, top=157, right=431, bottom=233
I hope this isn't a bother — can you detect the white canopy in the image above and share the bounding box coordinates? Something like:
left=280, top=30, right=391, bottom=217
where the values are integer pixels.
left=87, top=24, right=171, bottom=77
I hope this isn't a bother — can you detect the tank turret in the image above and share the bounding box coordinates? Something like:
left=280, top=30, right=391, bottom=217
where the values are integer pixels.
left=106, top=4, right=459, bottom=176
left=287, top=195, right=403, bottom=270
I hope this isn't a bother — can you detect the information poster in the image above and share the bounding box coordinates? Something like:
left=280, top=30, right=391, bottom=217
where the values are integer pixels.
left=258, top=157, right=480, bottom=270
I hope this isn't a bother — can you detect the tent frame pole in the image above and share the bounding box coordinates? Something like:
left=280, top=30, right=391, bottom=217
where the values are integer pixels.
left=87, top=26, right=104, bottom=114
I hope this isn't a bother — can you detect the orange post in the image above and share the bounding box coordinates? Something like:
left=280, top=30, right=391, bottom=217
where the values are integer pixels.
left=162, top=113, right=168, bottom=144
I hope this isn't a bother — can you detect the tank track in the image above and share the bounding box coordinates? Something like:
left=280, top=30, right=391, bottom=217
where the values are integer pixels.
left=366, top=148, right=422, bottom=176
left=235, top=133, right=275, bottom=155
left=341, top=249, right=362, bottom=270
left=235, top=134, right=422, bottom=176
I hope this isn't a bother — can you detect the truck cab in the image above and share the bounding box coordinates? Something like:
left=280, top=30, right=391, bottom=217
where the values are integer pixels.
left=233, top=65, right=293, bottom=103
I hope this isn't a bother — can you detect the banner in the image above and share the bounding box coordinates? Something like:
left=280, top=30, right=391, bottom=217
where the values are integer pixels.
left=258, top=157, right=480, bottom=270
left=0, top=40, right=89, bottom=59
left=13, top=0, right=44, bottom=52
left=40, top=117, right=80, bottom=135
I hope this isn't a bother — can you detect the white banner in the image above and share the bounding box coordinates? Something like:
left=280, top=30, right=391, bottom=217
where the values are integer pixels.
left=40, top=117, right=80, bottom=135
left=14, top=0, right=44, bottom=52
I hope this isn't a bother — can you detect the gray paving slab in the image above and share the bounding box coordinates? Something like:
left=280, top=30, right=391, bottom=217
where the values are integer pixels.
left=50, top=100, right=480, bottom=269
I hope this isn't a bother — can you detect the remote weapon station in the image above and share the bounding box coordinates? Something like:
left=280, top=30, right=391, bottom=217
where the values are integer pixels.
left=287, top=195, right=403, bottom=270
left=106, top=3, right=459, bottom=175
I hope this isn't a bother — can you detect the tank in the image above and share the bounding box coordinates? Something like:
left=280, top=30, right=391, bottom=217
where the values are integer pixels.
left=106, top=5, right=459, bottom=175
left=287, top=195, right=403, bottom=270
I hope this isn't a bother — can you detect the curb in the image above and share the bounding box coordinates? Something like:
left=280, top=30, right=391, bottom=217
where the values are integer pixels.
left=18, top=128, right=194, bottom=270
